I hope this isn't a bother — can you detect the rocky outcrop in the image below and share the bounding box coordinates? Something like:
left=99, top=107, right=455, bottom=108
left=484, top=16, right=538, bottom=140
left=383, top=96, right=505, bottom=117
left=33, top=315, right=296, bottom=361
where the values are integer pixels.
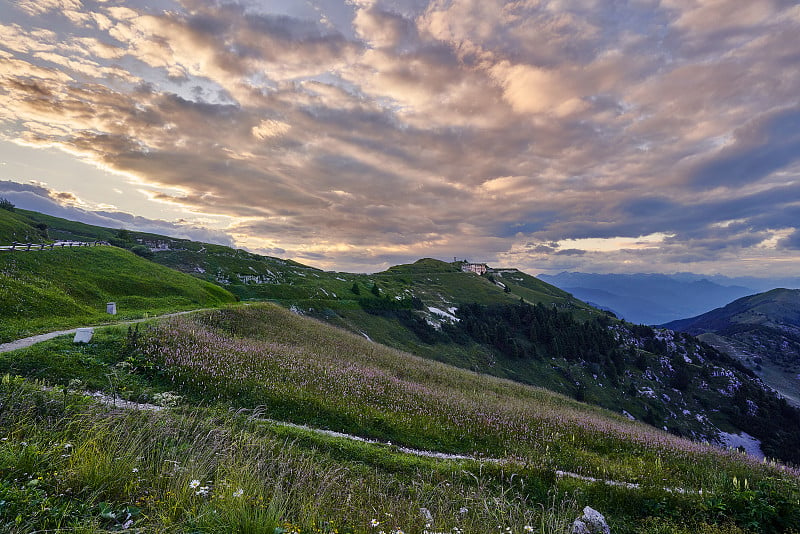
left=572, top=506, right=610, bottom=534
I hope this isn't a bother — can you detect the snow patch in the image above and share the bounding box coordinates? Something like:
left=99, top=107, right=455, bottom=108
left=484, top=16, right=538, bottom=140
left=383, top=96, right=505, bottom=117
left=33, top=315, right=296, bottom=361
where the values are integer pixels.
left=719, top=431, right=764, bottom=459
left=427, top=306, right=459, bottom=322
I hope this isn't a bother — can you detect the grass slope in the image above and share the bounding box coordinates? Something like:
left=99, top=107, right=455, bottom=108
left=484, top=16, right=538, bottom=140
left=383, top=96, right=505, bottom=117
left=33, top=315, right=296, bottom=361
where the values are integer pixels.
left=0, top=246, right=235, bottom=342
left=9, top=207, right=798, bottom=460
left=7, top=209, right=591, bottom=322
left=318, top=259, right=597, bottom=357
left=0, top=207, right=49, bottom=243
left=1, top=304, right=798, bottom=533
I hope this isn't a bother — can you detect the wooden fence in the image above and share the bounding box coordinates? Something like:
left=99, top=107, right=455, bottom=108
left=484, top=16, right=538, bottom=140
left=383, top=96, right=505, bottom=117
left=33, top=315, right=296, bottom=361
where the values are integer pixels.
left=0, top=241, right=109, bottom=252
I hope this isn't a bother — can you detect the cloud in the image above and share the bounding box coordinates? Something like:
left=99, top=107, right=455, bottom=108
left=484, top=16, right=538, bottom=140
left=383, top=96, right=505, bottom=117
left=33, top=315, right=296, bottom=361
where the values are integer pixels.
left=15, top=0, right=83, bottom=17
left=687, top=107, right=800, bottom=190
left=0, top=180, right=236, bottom=246
left=779, top=230, right=800, bottom=251
left=251, top=119, right=291, bottom=140
left=0, top=0, right=798, bottom=275
left=555, top=248, right=585, bottom=256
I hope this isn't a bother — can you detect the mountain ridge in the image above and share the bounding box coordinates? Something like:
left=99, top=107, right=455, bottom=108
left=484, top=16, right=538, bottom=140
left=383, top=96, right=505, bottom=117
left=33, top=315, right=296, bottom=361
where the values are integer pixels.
left=663, top=288, right=800, bottom=407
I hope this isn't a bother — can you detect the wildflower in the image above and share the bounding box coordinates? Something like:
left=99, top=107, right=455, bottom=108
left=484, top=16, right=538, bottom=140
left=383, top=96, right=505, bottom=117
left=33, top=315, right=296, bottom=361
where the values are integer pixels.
left=233, top=488, right=244, bottom=497
left=459, top=507, right=468, bottom=514
left=371, top=519, right=381, bottom=527
left=189, top=479, right=200, bottom=489
left=524, top=527, right=534, bottom=533
left=195, top=485, right=211, bottom=496
left=132, top=468, right=139, bottom=473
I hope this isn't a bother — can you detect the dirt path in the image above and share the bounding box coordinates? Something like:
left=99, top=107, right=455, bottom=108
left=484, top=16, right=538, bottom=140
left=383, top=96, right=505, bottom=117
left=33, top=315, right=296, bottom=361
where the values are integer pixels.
left=0, top=309, right=211, bottom=354
left=84, top=397, right=696, bottom=493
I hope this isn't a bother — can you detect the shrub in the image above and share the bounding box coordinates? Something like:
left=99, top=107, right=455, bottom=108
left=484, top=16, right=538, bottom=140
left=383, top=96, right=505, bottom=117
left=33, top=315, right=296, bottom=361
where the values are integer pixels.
left=131, top=245, right=154, bottom=259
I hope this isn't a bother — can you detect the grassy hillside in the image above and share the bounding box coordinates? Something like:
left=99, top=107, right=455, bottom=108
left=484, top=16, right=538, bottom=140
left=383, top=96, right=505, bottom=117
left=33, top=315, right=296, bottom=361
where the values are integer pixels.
left=9, top=207, right=587, bottom=315
left=0, top=246, right=235, bottom=342
left=665, top=289, right=800, bottom=407
left=7, top=209, right=800, bottom=462
left=2, top=304, right=799, bottom=533
left=0, top=205, right=49, bottom=243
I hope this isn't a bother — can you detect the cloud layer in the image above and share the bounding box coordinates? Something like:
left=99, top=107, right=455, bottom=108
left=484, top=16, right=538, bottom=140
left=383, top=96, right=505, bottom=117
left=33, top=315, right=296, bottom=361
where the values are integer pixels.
left=0, top=0, right=799, bottom=274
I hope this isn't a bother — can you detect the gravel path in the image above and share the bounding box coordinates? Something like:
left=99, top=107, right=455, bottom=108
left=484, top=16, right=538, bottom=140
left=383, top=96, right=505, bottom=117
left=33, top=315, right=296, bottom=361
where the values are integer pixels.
left=0, top=309, right=210, bottom=354
left=89, top=398, right=698, bottom=493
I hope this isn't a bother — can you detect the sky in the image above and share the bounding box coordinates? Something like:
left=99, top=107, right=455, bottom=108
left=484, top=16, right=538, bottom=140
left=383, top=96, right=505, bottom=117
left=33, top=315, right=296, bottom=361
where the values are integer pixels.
left=0, top=0, right=799, bottom=276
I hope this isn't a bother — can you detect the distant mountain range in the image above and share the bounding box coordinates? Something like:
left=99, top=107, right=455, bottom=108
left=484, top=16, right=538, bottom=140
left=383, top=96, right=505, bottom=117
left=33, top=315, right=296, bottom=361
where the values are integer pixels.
left=537, top=272, right=800, bottom=325
left=664, top=288, right=800, bottom=407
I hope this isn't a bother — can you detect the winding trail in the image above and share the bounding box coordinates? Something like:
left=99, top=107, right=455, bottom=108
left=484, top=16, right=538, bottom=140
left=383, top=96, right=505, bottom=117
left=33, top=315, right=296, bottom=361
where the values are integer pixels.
left=83, top=393, right=696, bottom=494
left=0, top=308, right=212, bottom=354
left=1, top=308, right=734, bottom=494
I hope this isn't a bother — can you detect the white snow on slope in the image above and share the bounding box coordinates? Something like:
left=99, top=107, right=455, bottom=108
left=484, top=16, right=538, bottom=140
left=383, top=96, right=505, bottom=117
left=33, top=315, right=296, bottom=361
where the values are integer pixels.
left=719, top=431, right=764, bottom=459
left=427, top=306, right=459, bottom=322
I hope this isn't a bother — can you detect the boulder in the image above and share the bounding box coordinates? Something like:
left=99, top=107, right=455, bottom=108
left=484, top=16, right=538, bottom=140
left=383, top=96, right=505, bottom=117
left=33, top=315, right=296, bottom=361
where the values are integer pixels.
left=571, top=506, right=610, bottom=534
left=73, top=328, right=94, bottom=343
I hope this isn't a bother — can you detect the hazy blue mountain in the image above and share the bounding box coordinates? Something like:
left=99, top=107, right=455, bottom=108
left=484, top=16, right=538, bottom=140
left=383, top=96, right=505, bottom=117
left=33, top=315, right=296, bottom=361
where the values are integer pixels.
left=669, top=272, right=800, bottom=293
left=538, top=272, right=757, bottom=325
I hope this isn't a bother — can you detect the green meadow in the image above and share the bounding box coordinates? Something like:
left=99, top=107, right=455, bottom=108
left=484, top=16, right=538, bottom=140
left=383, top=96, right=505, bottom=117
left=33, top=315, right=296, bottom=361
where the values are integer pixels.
left=0, top=246, right=235, bottom=342
left=1, top=304, right=798, bottom=533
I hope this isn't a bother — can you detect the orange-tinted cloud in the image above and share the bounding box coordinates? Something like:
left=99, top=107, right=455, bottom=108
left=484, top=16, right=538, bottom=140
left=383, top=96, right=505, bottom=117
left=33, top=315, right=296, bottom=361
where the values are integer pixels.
left=0, top=0, right=799, bottom=275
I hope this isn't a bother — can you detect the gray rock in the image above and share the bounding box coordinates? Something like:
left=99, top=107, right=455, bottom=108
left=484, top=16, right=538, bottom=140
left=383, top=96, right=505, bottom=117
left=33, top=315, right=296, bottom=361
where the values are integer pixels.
left=73, top=327, right=94, bottom=343
left=571, top=506, right=610, bottom=534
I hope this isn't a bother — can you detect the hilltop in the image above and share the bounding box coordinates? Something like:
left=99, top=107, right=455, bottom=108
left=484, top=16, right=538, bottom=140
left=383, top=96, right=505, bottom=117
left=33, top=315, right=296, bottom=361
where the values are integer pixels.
left=664, top=289, right=800, bottom=407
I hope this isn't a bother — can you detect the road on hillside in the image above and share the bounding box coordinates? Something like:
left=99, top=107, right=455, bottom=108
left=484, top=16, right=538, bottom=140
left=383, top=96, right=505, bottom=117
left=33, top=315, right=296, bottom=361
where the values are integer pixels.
left=0, top=309, right=211, bottom=354
left=0, top=241, right=109, bottom=252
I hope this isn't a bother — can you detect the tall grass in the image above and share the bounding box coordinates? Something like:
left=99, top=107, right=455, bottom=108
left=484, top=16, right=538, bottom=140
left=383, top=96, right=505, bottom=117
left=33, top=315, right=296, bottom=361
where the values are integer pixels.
left=0, top=376, right=580, bottom=533
left=1, top=304, right=799, bottom=532
left=138, top=306, right=795, bottom=488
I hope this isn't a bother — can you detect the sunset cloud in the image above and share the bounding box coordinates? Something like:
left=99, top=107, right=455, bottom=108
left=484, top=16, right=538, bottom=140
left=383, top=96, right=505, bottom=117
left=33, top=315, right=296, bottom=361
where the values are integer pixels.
left=0, top=0, right=798, bottom=275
